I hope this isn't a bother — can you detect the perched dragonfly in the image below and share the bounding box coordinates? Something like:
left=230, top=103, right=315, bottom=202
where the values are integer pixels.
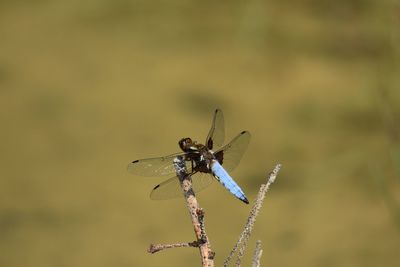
left=127, top=109, right=251, bottom=204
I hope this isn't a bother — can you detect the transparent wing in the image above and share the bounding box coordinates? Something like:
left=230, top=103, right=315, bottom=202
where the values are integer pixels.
left=214, top=131, right=251, bottom=172
left=127, top=152, right=187, bottom=177
left=206, top=109, right=225, bottom=150
left=150, top=172, right=214, bottom=200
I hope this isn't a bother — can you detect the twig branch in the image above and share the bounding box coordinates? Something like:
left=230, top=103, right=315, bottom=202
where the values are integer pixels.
left=175, top=156, right=215, bottom=266
left=147, top=156, right=215, bottom=266
left=223, top=164, right=282, bottom=267
left=251, top=240, right=263, bottom=267
left=148, top=240, right=203, bottom=254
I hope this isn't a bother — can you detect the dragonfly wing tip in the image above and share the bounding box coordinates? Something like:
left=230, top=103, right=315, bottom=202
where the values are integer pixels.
left=153, top=184, right=160, bottom=190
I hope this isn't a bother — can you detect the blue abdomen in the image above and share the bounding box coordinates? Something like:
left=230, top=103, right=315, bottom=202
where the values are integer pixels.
left=211, top=161, right=249, bottom=204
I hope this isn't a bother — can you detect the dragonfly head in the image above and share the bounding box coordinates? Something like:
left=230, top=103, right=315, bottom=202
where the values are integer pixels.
left=179, top=137, right=195, bottom=152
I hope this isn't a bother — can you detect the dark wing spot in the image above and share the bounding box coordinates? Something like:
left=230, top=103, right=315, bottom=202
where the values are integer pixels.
left=131, top=160, right=139, bottom=163
left=153, top=184, right=160, bottom=190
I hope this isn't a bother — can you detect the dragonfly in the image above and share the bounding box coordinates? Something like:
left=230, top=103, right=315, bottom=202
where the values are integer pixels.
left=127, top=109, right=251, bottom=204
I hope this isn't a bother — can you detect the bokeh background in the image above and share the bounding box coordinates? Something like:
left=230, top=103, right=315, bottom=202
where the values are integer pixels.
left=1, top=0, right=400, bottom=266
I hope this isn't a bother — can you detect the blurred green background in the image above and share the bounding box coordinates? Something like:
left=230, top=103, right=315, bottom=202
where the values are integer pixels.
left=1, top=0, right=400, bottom=266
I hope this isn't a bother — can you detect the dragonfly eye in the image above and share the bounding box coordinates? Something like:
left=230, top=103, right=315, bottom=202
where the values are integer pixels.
left=179, top=138, right=193, bottom=151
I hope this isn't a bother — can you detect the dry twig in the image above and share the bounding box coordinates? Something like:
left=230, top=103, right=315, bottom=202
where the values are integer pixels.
left=223, top=164, right=281, bottom=267
left=148, top=240, right=203, bottom=254
left=147, top=156, right=215, bottom=267
left=251, top=240, right=263, bottom=267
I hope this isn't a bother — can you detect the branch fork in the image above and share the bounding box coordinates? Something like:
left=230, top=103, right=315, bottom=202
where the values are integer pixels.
left=147, top=156, right=282, bottom=267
